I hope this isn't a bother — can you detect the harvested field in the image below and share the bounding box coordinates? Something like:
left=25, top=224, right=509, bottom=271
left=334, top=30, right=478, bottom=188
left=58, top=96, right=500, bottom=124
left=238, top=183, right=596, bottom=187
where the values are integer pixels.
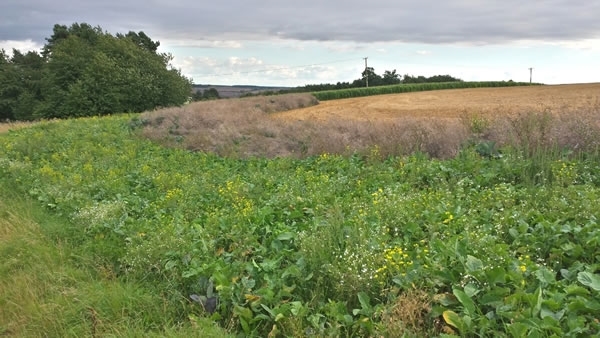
left=274, top=83, right=600, bottom=121
left=141, top=84, right=600, bottom=159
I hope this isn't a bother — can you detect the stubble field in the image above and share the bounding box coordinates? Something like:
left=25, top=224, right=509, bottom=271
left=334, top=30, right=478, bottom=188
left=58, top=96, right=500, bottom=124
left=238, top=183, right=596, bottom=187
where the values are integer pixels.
left=274, top=83, right=600, bottom=121
left=140, top=83, right=600, bottom=159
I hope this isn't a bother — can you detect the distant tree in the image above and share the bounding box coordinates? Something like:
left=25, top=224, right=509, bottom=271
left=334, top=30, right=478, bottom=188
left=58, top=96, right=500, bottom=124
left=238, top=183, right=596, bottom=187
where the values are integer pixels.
left=360, top=67, right=383, bottom=87
left=191, top=88, right=220, bottom=101
left=403, top=74, right=462, bottom=84
left=427, top=74, right=462, bottom=82
left=382, top=69, right=401, bottom=85
left=202, top=88, right=220, bottom=100
left=402, top=74, right=423, bottom=83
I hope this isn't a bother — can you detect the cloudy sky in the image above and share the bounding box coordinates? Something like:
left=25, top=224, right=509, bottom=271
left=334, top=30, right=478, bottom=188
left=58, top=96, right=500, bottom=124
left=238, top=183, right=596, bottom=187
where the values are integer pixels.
left=2, top=1, right=600, bottom=86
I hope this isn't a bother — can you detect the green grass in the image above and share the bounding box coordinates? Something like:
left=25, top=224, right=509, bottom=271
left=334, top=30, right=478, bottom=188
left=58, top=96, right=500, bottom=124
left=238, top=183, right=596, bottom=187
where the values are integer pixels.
left=1, top=115, right=600, bottom=337
left=0, top=182, right=231, bottom=337
left=312, top=81, right=541, bottom=100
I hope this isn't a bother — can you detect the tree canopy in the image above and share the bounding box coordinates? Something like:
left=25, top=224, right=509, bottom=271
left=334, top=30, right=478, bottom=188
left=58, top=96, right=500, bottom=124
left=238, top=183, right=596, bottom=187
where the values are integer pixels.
left=0, top=23, right=192, bottom=120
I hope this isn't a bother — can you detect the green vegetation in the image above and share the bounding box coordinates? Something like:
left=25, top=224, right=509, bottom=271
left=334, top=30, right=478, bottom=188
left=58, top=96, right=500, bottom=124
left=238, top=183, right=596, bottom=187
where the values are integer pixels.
left=0, top=23, right=192, bottom=121
left=0, top=177, right=231, bottom=337
left=1, top=113, right=599, bottom=336
left=313, top=81, right=541, bottom=101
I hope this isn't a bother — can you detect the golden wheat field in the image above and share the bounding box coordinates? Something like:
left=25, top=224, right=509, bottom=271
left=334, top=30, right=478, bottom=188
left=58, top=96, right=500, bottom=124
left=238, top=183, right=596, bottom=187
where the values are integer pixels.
left=274, top=83, right=600, bottom=121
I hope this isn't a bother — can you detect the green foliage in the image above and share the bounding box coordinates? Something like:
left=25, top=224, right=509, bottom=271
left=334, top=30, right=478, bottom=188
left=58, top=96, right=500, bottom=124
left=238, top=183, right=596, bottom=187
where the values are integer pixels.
left=1, top=23, right=192, bottom=121
left=403, top=74, right=462, bottom=83
left=192, top=88, right=221, bottom=101
left=0, top=186, right=232, bottom=337
left=0, top=49, right=45, bottom=120
left=271, top=70, right=461, bottom=95
left=1, top=115, right=600, bottom=336
left=313, top=81, right=542, bottom=101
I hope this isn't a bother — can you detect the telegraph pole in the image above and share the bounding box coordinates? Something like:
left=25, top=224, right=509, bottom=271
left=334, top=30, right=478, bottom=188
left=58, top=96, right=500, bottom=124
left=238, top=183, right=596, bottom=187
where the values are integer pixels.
left=363, top=57, right=369, bottom=87
left=529, top=67, right=533, bottom=83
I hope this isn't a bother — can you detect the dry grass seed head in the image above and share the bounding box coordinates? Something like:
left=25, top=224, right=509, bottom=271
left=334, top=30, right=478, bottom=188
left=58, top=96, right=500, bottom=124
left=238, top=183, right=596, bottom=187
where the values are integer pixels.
left=380, top=289, right=433, bottom=337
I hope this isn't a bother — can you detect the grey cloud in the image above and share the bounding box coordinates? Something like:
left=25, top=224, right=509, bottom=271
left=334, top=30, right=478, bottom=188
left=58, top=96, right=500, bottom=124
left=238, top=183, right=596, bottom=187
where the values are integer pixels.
left=2, top=0, right=600, bottom=45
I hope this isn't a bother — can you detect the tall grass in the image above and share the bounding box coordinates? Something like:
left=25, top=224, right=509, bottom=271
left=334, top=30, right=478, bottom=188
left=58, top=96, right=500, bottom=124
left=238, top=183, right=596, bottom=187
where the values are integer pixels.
left=0, top=189, right=232, bottom=337
left=140, top=93, right=600, bottom=168
left=0, top=120, right=41, bottom=134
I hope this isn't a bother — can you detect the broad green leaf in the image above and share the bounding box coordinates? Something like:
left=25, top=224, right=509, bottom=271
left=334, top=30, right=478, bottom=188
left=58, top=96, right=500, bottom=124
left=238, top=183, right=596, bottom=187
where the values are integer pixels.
left=535, top=267, right=556, bottom=285
left=531, top=287, right=543, bottom=317
left=276, top=232, right=295, bottom=241
left=565, top=285, right=589, bottom=296
left=540, top=307, right=565, bottom=321
left=290, top=301, right=304, bottom=316
left=453, top=288, right=476, bottom=317
left=464, top=283, right=480, bottom=298
left=465, top=255, right=483, bottom=272
left=577, top=272, right=600, bottom=291
left=507, top=322, right=528, bottom=337
left=433, top=293, right=458, bottom=306
left=486, top=267, right=506, bottom=285
left=357, top=292, right=371, bottom=311
left=164, top=260, right=177, bottom=270
left=260, top=304, right=275, bottom=317
left=480, top=288, right=510, bottom=306
left=443, top=310, right=464, bottom=330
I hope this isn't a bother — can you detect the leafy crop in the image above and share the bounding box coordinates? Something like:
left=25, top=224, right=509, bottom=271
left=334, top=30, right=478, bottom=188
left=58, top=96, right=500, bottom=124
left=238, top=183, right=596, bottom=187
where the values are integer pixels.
left=1, top=115, right=599, bottom=336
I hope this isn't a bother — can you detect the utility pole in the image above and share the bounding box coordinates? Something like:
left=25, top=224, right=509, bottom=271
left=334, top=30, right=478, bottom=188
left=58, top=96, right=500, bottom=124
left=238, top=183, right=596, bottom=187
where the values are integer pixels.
left=363, top=57, right=369, bottom=87
left=529, top=67, right=533, bottom=83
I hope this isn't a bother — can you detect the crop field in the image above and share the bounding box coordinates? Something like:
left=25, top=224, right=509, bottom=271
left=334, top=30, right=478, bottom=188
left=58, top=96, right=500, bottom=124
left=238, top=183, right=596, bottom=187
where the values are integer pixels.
left=278, top=83, right=600, bottom=121
left=1, top=84, right=600, bottom=337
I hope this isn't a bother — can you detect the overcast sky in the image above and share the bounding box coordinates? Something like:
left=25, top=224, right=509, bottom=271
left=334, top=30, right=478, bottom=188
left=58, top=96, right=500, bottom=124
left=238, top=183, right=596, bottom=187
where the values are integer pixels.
left=2, top=1, right=600, bottom=86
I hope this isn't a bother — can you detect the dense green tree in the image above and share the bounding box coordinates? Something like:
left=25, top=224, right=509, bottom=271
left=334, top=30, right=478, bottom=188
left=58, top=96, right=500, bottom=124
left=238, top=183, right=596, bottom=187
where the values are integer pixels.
left=1, top=23, right=192, bottom=120
left=0, top=49, right=45, bottom=120
left=382, top=69, right=401, bottom=85
left=34, top=23, right=192, bottom=119
left=0, top=50, right=16, bottom=119
left=191, top=88, right=221, bottom=101
left=118, top=31, right=160, bottom=53
left=403, top=74, right=462, bottom=84
left=359, top=67, right=383, bottom=87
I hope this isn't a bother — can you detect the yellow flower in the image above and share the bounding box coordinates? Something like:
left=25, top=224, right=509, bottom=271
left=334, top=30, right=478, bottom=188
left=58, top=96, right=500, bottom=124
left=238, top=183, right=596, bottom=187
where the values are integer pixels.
left=519, top=265, right=527, bottom=272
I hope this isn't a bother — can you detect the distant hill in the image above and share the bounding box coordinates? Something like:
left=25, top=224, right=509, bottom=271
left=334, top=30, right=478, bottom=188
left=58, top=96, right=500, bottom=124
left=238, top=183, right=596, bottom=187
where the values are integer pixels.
left=193, top=84, right=291, bottom=98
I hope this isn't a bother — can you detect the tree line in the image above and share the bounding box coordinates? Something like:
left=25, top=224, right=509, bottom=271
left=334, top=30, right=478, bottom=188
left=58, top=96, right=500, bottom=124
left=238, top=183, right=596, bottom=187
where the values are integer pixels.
left=0, top=23, right=192, bottom=121
left=244, top=68, right=463, bottom=96
left=299, top=68, right=462, bottom=92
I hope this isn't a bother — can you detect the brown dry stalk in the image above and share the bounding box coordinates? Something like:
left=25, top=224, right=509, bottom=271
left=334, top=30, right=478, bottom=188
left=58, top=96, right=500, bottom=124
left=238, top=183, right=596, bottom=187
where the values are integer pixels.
left=139, top=86, right=600, bottom=159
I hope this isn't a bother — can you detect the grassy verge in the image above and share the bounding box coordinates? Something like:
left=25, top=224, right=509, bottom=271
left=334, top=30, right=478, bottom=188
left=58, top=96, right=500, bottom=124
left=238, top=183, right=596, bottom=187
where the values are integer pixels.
left=0, top=188, right=231, bottom=337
